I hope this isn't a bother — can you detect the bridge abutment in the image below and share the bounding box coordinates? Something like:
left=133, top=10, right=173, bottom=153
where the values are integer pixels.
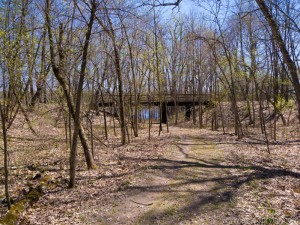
left=161, top=102, right=168, bottom=124
left=185, top=104, right=192, bottom=121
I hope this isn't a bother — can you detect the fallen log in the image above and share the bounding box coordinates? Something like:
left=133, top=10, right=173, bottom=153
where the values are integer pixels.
left=0, top=176, right=50, bottom=225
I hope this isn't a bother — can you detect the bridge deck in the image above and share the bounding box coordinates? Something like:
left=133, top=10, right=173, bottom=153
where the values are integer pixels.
left=99, top=94, right=210, bottom=106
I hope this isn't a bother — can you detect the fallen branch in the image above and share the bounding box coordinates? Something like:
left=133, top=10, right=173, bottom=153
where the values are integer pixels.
left=130, top=199, right=153, bottom=206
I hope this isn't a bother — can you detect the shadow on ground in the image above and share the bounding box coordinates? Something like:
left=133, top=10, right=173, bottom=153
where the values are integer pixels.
left=116, top=133, right=300, bottom=224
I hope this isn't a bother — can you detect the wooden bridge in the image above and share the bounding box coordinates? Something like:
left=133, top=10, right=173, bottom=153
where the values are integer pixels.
left=99, top=94, right=210, bottom=106
left=99, top=94, right=213, bottom=123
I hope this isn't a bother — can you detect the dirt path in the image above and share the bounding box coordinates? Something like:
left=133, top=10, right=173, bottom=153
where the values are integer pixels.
left=96, top=128, right=237, bottom=225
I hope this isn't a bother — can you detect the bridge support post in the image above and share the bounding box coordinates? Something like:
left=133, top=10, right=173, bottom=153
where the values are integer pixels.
left=185, top=104, right=192, bottom=121
left=161, top=102, right=168, bottom=124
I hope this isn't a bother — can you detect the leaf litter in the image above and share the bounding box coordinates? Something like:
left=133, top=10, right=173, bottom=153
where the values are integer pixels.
left=0, top=104, right=299, bottom=224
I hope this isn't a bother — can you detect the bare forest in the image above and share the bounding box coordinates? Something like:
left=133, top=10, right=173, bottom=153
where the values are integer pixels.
left=0, top=0, right=299, bottom=224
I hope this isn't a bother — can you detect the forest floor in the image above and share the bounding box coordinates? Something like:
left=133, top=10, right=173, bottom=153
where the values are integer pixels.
left=78, top=127, right=235, bottom=225
left=0, top=105, right=300, bottom=224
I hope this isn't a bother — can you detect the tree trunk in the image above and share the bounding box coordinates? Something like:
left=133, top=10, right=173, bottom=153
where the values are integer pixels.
left=255, top=0, right=300, bottom=120
left=0, top=106, right=11, bottom=209
left=113, top=44, right=127, bottom=145
left=45, top=0, right=95, bottom=171
left=69, top=1, right=97, bottom=188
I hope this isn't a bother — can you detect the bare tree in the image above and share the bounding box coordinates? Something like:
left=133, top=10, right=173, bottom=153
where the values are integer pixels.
left=45, top=0, right=96, bottom=174
left=254, top=0, right=300, bottom=121
left=95, top=1, right=128, bottom=145
left=0, top=0, right=30, bottom=208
